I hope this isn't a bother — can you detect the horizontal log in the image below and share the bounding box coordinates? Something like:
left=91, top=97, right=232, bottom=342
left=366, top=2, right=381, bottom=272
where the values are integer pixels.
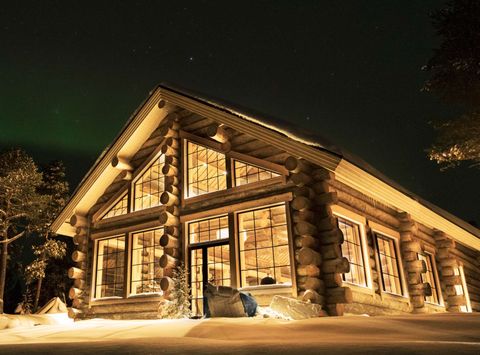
left=162, top=163, right=178, bottom=176
left=289, top=172, right=313, bottom=186
left=164, top=136, right=179, bottom=149
left=206, top=124, right=230, bottom=143
left=316, top=216, right=337, bottom=232
left=75, top=227, right=87, bottom=237
left=160, top=191, right=179, bottom=206
left=325, top=303, right=344, bottom=316
left=73, top=234, right=87, bottom=246
left=68, top=287, right=83, bottom=300
left=436, top=248, right=450, bottom=259
left=163, top=112, right=180, bottom=126
left=72, top=250, right=85, bottom=263
left=294, top=221, right=318, bottom=235
left=296, top=264, right=321, bottom=278
left=166, top=205, right=179, bottom=216
left=295, top=235, right=319, bottom=249
left=73, top=279, right=86, bottom=290
left=298, top=276, right=324, bottom=292
left=111, top=156, right=133, bottom=171
left=165, top=175, right=179, bottom=186
left=293, top=210, right=315, bottom=223
left=160, top=144, right=178, bottom=156
left=164, top=225, right=179, bottom=237
left=119, top=170, right=133, bottom=181
left=320, top=244, right=342, bottom=260
left=164, top=155, right=179, bottom=167
left=292, top=186, right=316, bottom=199
left=440, top=258, right=458, bottom=268
left=285, top=157, right=312, bottom=174
left=319, top=229, right=344, bottom=245
left=159, top=254, right=178, bottom=268
left=296, top=247, right=322, bottom=266
left=160, top=234, right=180, bottom=248
left=164, top=247, right=181, bottom=258
left=444, top=285, right=457, bottom=297
left=301, top=289, right=325, bottom=304
left=312, top=168, right=334, bottom=182
left=68, top=267, right=85, bottom=280
left=447, top=295, right=467, bottom=307
left=326, top=286, right=353, bottom=304
left=405, top=259, right=427, bottom=273
left=312, top=181, right=330, bottom=194
left=406, top=272, right=422, bottom=285
left=314, top=192, right=338, bottom=206
left=322, top=257, right=350, bottom=274
left=441, top=266, right=455, bottom=277
left=291, top=196, right=313, bottom=211
left=401, top=251, right=418, bottom=261
left=159, top=211, right=179, bottom=226
left=68, top=308, right=82, bottom=319
left=159, top=125, right=179, bottom=139
left=323, top=272, right=343, bottom=288
left=401, top=241, right=422, bottom=253
left=446, top=305, right=464, bottom=312
left=72, top=298, right=84, bottom=309
left=160, top=276, right=175, bottom=292
left=437, top=238, right=455, bottom=249
left=442, top=275, right=462, bottom=285
left=70, top=214, right=88, bottom=228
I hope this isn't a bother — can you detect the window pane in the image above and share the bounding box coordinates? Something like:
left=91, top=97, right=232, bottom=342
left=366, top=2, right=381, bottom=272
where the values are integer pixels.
left=130, top=228, right=164, bottom=295
left=189, top=216, right=229, bottom=244
left=337, top=217, right=367, bottom=287
left=187, top=141, right=226, bottom=197
left=134, top=155, right=165, bottom=211
left=95, top=236, right=125, bottom=298
left=376, top=234, right=402, bottom=295
left=234, top=160, right=279, bottom=186
left=103, top=193, right=129, bottom=219
left=418, top=253, right=440, bottom=304
left=238, top=204, right=291, bottom=287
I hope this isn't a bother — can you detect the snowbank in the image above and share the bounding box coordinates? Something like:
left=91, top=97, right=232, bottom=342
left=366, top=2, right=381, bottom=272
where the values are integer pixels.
left=0, top=313, right=479, bottom=354
left=0, top=313, right=72, bottom=330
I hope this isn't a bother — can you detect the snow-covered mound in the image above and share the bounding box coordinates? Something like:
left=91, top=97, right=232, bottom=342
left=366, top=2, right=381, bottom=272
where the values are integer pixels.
left=0, top=313, right=479, bottom=354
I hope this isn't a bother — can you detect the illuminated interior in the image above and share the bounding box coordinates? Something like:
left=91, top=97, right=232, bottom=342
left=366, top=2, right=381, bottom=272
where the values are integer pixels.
left=187, top=141, right=227, bottom=197
left=130, top=228, right=164, bottom=295
left=102, top=193, right=128, bottom=219
left=234, top=160, right=279, bottom=186
left=134, top=155, right=165, bottom=211
left=337, top=217, right=367, bottom=287
left=454, top=265, right=472, bottom=312
left=418, top=252, right=440, bottom=304
left=376, top=234, right=402, bottom=295
left=238, top=205, right=291, bottom=287
left=95, top=236, right=125, bottom=298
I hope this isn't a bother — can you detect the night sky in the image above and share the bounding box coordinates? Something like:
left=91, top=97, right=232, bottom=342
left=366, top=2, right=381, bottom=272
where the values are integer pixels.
left=0, top=1, right=478, bottom=225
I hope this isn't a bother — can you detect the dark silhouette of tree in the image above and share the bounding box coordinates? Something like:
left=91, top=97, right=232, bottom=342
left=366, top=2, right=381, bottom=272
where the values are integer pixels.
left=423, top=0, right=480, bottom=168
left=0, top=149, right=46, bottom=313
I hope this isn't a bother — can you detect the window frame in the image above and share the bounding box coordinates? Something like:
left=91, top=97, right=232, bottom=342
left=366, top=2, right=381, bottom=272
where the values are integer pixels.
left=418, top=248, right=443, bottom=306
left=455, top=264, right=473, bottom=312
left=131, top=152, right=166, bottom=212
left=92, top=234, right=128, bottom=300
left=232, top=159, right=281, bottom=187
left=331, top=205, right=372, bottom=291
left=368, top=221, right=408, bottom=298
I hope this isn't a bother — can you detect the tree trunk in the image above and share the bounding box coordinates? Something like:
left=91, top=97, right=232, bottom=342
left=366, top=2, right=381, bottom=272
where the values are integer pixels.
left=33, top=277, right=43, bottom=312
left=0, top=241, right=7, bottom=313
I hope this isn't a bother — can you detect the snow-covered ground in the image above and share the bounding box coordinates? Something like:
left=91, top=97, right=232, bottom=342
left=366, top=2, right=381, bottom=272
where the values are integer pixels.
left=1, top=313, right=479, bottom=354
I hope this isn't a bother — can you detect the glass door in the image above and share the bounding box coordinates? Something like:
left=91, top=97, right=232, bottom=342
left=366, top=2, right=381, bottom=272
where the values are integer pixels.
left=190, top=243, right=231, bottom=316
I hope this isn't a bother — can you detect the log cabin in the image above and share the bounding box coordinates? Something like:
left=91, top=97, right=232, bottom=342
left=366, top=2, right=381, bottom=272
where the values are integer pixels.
left=51, top=84, right=480, bottom=319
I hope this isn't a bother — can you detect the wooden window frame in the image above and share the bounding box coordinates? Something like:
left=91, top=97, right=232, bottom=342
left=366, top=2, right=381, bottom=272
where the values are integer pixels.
left=456, top=264, right=473, bottom=313
left=368, top=221, right=408, bottom=299
left=331, top=205, right=373, bottom=293
left=419, top=247, right=444, bottom=306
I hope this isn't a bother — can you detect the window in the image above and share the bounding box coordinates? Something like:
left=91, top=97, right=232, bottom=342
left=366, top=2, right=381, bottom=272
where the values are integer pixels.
left=238, top=204, right=291, bottom=287
left=454, top=265, right=472, bottom=312
left=337, top=217, right=367, bottom=287
left=133, top=155, right=165, bottom=211
left=186, top=141, right=227, bottom=197
left=130, top=228, right=164, bottom=295
left=233, top=160, right=279, bottom=186
left=188, top=215, right=229, bottom=244
left=375, top=234, right=402, bottom=295
left=95, top=236, right=125, bottom=298
left=102, top=193, right=128, bottom=219
left=418, top=253, right=440, bottom=304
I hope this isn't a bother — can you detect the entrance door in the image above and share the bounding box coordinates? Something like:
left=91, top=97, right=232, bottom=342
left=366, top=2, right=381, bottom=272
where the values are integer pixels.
left=190, top=243, right=231, bottom=316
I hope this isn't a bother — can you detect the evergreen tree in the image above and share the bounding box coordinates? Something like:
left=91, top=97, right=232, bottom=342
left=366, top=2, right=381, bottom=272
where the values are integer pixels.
left=423, top=0, right=480, bottom=168
left=158, top=264, right=192, bottom=319
left=25, top=161, right=69, bottom=311
left=0, top=149, right=46, bottom=313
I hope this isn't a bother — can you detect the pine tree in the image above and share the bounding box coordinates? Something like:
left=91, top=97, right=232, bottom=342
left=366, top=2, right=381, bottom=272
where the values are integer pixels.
left=158, top=263, right=192, bottom=319
left=0, top=149, right=46, bottom=313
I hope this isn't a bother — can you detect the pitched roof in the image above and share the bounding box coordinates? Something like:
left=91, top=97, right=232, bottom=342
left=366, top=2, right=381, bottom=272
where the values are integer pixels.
left=51, top=83, right=480, bottom=250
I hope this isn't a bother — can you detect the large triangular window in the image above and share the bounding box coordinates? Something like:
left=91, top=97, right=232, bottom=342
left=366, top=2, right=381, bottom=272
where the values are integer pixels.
left=233, top=160, right=280, bottom=187
left=102, top=193, right=129, bottom=219
left=133, top=154, right=165, bottom=211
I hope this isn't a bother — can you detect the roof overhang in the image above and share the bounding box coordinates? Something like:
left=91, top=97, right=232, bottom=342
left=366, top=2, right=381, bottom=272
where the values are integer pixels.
left=51, top=84, right=480, bottom=251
